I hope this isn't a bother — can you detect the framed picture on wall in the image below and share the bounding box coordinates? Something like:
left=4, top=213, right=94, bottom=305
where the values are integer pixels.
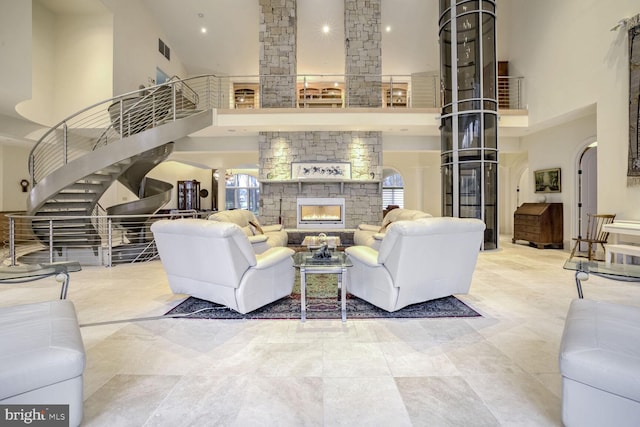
left=291, top=162, right=351, bottom=180
left=534, top=168, right=561, bottom=193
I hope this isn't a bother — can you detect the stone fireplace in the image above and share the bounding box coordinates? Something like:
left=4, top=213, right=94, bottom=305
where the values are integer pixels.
left=258, top=131, right=382, bottom=229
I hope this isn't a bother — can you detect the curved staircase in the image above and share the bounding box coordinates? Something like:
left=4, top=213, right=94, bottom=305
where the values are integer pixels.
left=24, top=77, right=214, bottom=264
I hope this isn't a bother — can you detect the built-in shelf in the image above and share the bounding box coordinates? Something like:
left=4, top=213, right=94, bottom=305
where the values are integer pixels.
left=261, top=179, right=380, bottom=193
left=233, top=83, right=258, bottom=109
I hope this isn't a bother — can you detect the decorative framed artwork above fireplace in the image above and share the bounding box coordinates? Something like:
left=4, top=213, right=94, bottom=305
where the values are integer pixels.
left=291, top=162, right=351, bottom=180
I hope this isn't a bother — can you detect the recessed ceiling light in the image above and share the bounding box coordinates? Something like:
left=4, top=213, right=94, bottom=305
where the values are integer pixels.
left=322, top=24, right=330, bottom=34
left=386, top=26, right=392, bottom=32
left=197, top=12, right=204, bottom=18
left=201, top=27, right=207, bottom=34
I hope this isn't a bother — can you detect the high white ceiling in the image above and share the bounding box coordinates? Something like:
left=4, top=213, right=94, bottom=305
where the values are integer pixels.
left=139, top=0, right=440, bottom=77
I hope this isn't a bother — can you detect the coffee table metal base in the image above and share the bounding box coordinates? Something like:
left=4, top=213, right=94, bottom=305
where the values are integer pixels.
left=300, top=265, right=347, bottom=322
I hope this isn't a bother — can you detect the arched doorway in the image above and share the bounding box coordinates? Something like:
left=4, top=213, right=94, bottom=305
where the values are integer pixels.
left=576, top=142, right=598, bottom=250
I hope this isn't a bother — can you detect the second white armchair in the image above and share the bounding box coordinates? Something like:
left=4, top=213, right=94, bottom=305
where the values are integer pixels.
left=346, top=217, right=485, bottom=312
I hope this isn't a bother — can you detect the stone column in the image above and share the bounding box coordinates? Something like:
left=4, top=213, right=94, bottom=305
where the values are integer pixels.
left=259, top=0, right=297, bottom=108
left=344, top=0, right=382, bottom=107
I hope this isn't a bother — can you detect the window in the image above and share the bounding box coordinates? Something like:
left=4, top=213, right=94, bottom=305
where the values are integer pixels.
left=225, top=173, right=260, bottom=213
left=382, top=169, right=404, bottom=208
left=156, top=67, right=169, bottom=85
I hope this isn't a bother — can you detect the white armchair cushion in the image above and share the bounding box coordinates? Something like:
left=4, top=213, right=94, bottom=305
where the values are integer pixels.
left=208, top=210, right=288, bottom=253
left=353, top=208, right=432, bottom=248
left=346, top=217, right=485, bottom=312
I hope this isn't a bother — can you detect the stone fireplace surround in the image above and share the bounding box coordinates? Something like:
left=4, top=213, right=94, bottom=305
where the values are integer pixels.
left=258, top=131, right=382, bottom=230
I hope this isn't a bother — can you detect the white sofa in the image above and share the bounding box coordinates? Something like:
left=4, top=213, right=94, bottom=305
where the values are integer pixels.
left=346, top=217, right=485, bottom=312
left=151, top=219, right=295, bottom=314
left=0, top=300, right=85, bottom=427
left=353, top=208, right=432, bottom=249
left=560, top=299, right=640, bottom=427
left=208, top=209, right=288, bottom=253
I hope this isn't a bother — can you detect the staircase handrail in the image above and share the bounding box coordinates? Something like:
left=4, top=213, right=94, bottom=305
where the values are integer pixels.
left=28, top=74, right=217, bottom=187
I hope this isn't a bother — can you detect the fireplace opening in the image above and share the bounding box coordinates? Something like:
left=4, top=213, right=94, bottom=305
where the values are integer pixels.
left=297, top=197, right=345, bottom=229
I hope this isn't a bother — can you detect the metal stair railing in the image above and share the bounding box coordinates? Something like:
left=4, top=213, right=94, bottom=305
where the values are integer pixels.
left=28, top=74, right=216, bottom=187
left=3, top=211, right=209, bottom=267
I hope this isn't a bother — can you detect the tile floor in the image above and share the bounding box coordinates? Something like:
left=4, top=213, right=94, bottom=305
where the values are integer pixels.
left=3, top=237, right=640, bottom=426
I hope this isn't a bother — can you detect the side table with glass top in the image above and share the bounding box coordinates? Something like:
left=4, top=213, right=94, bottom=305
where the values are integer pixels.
left=0, top=261, right=82, bottom=299
left=292, top=251, right=352, bottom=322
left=563, top=259, right=640, bottom=298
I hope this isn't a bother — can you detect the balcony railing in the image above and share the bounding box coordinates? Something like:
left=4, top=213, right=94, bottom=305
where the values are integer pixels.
left=28, top=73, right=525, bottom=200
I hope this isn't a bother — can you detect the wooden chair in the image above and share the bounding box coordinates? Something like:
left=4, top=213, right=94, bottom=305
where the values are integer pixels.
left=568, top=213, right=616, bottom=261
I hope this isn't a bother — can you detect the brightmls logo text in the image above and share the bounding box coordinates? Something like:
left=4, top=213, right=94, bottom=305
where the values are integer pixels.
left=1, top=405, right=68, bottom=426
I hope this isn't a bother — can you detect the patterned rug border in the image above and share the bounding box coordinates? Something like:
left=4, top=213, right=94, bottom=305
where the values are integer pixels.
left=164, top=294, right=481, bottom=320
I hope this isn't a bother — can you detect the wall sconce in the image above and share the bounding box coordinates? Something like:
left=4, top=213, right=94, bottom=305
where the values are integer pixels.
left=20, top=179, right=29, bottom=192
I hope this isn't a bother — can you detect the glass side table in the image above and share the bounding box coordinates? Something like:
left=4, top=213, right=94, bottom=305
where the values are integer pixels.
left=0, top=261, right=82, bottom=299
left=292, top=251, right=352, bottom=322
left=563, top=259, right=640, bottom=298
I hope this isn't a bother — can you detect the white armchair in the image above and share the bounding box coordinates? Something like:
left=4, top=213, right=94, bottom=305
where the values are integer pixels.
left=345, top=217, right=485, bottom=312
left=151, top=219, right=295, bottom=314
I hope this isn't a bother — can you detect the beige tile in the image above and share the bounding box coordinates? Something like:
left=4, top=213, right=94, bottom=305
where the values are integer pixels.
left=323, top=377, right=412, bottom=426
left=146, top=375, right=323, bottom=426
left=395, top=376, right=498, bottom=426
left=2, top=237, right=614, bottom=425
left=83, top=374, right=181, bottom=426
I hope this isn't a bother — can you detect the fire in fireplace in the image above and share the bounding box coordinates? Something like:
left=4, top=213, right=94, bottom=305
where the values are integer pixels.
left=296, top=197, right=345, bottom=229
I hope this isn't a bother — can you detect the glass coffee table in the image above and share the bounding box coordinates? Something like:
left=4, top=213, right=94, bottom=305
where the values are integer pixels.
left=292, top=251, right=352, bottom=322
left=0, top=261, right=82, bottom=299
left=563, top=259, right=640, bottom=298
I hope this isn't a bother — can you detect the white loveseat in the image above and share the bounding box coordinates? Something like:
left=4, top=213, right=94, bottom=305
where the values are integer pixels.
left=346, top=217, right=485, bottom=312
left=207, top=209, right=288, bottom=253
left=353, top=208, right=432, bottom=250
left=151, top=219, right=295, bottom=314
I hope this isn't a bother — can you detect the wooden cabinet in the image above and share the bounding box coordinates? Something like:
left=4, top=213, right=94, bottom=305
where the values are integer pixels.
left=234, top=84, right=258, bottom=109
left=513, top=203, right=563, bottom=249
left=177, top=180, right=200, bottom=211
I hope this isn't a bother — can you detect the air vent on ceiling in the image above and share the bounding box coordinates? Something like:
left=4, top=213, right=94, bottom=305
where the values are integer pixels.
left=158, top=38, right=170, bottom=61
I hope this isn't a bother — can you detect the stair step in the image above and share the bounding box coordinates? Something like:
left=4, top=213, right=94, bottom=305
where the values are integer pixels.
left=82, top=174, right=113, bottom=182
left=35, top=211, right=92, bottom=217
left=43, top=202, right=93, bottom=210
left=99, top=165, right=125, bottom=174
left=65, top=183, right=104, bottom=192
left=50, top=193, right=97, bottom=201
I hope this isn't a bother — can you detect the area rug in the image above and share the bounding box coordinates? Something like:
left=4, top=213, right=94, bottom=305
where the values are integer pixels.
left=164, top=274, right=481, bottom=320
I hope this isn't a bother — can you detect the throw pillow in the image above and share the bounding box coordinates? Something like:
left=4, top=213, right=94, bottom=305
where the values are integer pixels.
left=379, top=220, right=393, bottom=233
left=249, top=220, right=264, bottom=235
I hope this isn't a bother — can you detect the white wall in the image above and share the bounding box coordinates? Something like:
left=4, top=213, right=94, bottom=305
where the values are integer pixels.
left=0, top=0, right=32, bottom=117
left=0, top=144, right=32, bottom=211
left=101, top=0, right=188, bottom=95
left=520, top=114, right=597, bottom=246
left=508, top=0, right=640, bottom=233
left=16, top=0, right=113, bottom=126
